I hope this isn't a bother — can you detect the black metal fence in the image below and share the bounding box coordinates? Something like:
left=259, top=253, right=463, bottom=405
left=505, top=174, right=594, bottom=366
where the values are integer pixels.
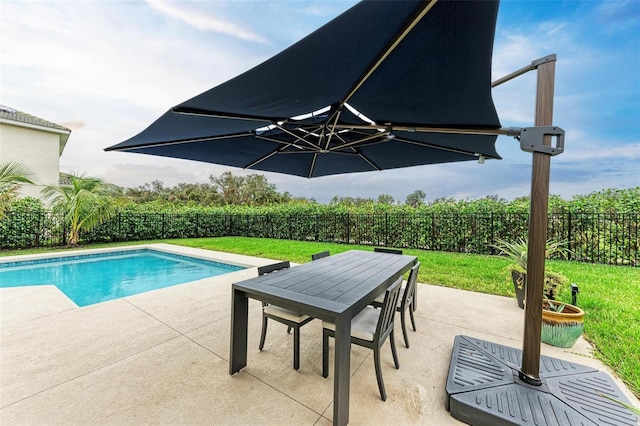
left=1, top=211, right=637, bottom=266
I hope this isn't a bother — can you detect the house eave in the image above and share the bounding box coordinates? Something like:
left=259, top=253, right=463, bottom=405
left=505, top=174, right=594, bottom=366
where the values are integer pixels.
left=0, top=117, right=71, bottom=156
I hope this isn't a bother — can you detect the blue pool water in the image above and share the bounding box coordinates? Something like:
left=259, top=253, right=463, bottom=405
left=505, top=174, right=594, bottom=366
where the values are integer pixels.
left=0, top=249, right=244, bottom=306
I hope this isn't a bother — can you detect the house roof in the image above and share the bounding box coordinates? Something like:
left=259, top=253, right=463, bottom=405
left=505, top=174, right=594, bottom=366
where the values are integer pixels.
left=0, top=105, right=71, bottom=155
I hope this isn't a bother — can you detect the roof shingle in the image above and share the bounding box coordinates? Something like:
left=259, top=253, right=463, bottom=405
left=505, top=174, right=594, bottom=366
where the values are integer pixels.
left=0, top=105, right=71, bottom=132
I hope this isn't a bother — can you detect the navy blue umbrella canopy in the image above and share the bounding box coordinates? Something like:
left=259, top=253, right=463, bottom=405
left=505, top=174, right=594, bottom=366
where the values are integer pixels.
left=106, top=0, right=502, bottom=178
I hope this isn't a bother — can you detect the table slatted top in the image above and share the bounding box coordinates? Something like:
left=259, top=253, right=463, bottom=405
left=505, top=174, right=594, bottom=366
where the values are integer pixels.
left=233, top=250, right=416, bottom=319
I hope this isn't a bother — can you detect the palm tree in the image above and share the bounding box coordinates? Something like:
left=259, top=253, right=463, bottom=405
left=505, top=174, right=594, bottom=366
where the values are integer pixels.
left=42, top=173, right=120, bottom=245
left=0, top=162, right=35, bottom=219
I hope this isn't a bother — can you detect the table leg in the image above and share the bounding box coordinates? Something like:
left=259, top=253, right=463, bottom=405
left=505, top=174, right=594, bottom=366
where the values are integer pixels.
left=333, top=315, right=351, bottom=426
left=229, top=287, right=248, bottom=375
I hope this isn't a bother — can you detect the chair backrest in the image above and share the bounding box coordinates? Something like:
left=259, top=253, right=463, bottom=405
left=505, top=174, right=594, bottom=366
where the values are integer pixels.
left=400, top=262, right=420, bottom=310
left=311, top=251, right=330, bottom=261
left=374, top=247, right=403, bottom=255
left=375, top=277, right=403, bottom=342
left=258, top=261, right=291, bottom=276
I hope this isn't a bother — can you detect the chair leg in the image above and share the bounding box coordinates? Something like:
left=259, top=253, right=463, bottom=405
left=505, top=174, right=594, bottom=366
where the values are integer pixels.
left=400, top=310, right=410, bottom=348
left=322, top=329, right=329, bottom=378
left=293, top=326, right=300, bottom=370
left=390, top=330, right=400, bottom=369
left=409, top=305, right=417, bottom=331
left=259, top=316, right=268, bottom=350
left=373, top=347, right=387, bottom=401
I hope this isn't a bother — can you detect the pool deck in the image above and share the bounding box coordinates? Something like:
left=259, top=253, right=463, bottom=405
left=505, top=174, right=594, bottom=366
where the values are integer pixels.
left=1, top=243, right=638, bottom=425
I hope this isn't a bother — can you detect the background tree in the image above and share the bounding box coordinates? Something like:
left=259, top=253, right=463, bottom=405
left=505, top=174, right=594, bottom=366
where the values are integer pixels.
left=122, top=172, right=296, bottom=207
left=210, top=172, right=244, bottom=205
left=405, top=190, right=426, bottom=207
left=168, top=182, right=223, bottom=206
left=377, top=194, right=395, bottom=205
left=0, top=162, right=35, bottom=219
left=240, top=174, right=283, bottom=206
left=329, top=195, right=374, bottom=207
left=569, top=187, right=640, bottom=213
left=42, top=173, right=121, bottom=245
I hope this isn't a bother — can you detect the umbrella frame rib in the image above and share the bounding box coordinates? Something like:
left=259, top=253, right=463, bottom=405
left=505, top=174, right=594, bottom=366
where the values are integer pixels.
left=313, top=0, right=437, bottom=176
left=333, top=123, right=521, bottom=137
left=338, top=0, right=439, bottom=108
left=321, top=105, right=345, bottom=152
left=270, top=123, right=322, bottom=150
left=120, top=132, right=254, bottom=150
left=114, top=121, right=515, bottom=163
left=393, top=136, right=488, bottom=158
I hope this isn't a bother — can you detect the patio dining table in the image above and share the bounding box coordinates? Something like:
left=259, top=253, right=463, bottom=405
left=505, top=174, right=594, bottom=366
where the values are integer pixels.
left=229, top=249, right=417, bottom=425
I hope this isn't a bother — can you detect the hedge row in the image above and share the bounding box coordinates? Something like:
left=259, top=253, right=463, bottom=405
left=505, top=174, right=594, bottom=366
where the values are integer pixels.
left=2, top=202, right=637, bottom=266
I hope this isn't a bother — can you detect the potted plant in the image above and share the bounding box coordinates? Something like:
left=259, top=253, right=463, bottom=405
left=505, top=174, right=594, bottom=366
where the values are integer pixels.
left=492, top=238, right=584, bottom=348
left=491, top=238, right=568, bottom=309
left=541, top=299, right=584, bottom=348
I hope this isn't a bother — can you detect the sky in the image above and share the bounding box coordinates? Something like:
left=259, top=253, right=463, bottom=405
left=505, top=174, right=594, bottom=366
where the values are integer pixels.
left=1, top=0, right=638, bottom=204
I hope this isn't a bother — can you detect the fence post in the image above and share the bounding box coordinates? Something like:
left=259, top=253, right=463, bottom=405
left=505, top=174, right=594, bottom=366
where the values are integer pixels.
left=490, top=212, right=495, bottom=252
left=567, top=211, right=572, bottom=261
left=346, top=213, right=350, bottom=243
left=385, top=213, right=388, bottom=247
left=431, top=213, right=435, bottom=250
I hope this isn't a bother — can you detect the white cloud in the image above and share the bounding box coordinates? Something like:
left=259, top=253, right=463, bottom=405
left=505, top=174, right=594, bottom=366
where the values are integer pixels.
left=556, top=131, right=640, bottom=162
left=145, top=0, right=269, bottom=43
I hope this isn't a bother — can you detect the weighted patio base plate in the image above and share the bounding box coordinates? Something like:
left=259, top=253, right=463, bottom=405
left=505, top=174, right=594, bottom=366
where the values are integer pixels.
left=446, top=335, right=638, bottom=425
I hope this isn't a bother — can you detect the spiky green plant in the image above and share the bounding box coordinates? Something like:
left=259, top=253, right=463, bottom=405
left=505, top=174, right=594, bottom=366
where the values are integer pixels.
left=491, top=237, right=570, bottom=299
left=544, top=299, right=566, bottom=312
left=491, top=237, right=528, bottom=272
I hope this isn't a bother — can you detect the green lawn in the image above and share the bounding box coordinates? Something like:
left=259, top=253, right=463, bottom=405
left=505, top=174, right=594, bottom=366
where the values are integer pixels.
left=3, top=236, right=638, bottom=398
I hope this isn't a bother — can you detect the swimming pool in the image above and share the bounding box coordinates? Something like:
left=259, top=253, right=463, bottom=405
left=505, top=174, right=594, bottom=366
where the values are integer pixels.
left=0, top=248, right=245, bottom=306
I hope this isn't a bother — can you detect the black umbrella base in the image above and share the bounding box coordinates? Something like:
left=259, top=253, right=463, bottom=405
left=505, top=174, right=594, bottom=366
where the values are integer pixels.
left=446, top=335, right=638, bottom=425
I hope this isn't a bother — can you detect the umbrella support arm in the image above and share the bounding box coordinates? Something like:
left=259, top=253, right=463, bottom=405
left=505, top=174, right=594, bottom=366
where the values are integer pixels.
left=492, top=54, right=557, bottom=88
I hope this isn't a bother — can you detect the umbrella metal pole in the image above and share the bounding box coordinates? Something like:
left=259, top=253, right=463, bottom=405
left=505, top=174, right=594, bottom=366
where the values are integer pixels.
left=519, top=58, right=556, bottom=385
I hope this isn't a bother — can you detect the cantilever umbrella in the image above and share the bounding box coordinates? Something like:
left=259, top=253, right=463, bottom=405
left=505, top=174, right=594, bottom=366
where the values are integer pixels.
left=106, top=0, right=503, bottom=177
left=107, top=0, right=565, bottom=419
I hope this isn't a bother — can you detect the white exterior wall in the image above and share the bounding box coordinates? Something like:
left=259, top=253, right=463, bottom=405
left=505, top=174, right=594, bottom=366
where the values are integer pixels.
left=0, top=123, right=61, bottom=201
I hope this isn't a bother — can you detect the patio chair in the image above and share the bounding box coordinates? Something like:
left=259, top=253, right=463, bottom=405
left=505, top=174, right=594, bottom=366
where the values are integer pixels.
left=311, top=251, right=330, bottom=260
left=374, top=247, right=403, bottom=255
left=372, top=262, right=421, bottom=348
left=322, top=277, right=402, bottom=401
left=373, top=247, right=418, bottom=311
left=257, top=261, right=314, bottom=370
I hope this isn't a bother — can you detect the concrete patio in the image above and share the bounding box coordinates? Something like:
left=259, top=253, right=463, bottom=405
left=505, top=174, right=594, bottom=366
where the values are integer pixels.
left=1, top=244, right=637, bottom=425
